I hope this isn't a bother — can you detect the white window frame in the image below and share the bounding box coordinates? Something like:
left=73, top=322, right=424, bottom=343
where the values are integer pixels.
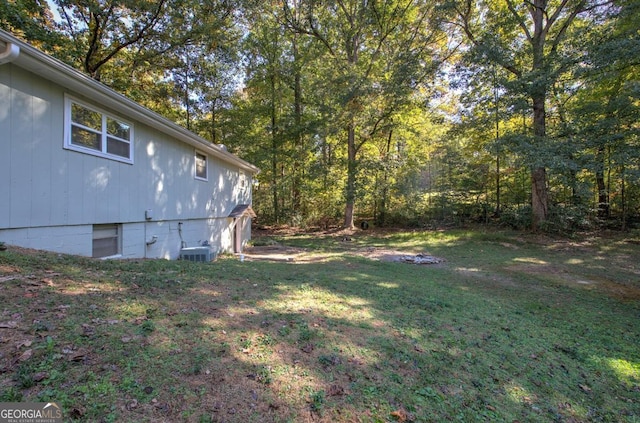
left=239, top=171, right=247, bottom=192
left=195, top=150, right=208, bottom=181
left=64, top=95, right=134, bottom=164
left=92, top=224, right=122, bottom=258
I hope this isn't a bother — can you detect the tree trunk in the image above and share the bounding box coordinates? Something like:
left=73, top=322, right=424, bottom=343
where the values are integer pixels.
left=530, top=1, right=548, bottom=230
left=531, top=94, right=548, bottom=229
left=595, top=146, right=609, bottom=218
left=620, top=165, right=626, bottom=230
left=379, top=129, right=393, bottom=226
left=292, top=34, right=303, bottom=214
left=531, top=166, right=548, bottom=229
left=210, top=97, right=221, bottom=144
left=494, top=68, right=501, bottom=216
left=270, top=73, right=279, bottom=224
left=343, top=121, right=356, bottom=229
left=184, top=67, right=191, bottom=130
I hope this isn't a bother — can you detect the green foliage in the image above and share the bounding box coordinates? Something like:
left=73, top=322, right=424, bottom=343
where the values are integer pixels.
left=255, top=365, right=272, bottom=385
left=15, top=363, right=35, bottom=389
left=138, top=319, right=155, bottom=335
left=6, top=0, right=639, bottom=230
left=539, top=204, right=594, bottom=235
left=309, top=389, right=325, bottom=413
left=0, top=387, right=23, bottom=402
left=297, top=322, right=318, bottom=343
left=0, top=0, right=65, bottom=51
left=499, top=206, right=532, bottom=230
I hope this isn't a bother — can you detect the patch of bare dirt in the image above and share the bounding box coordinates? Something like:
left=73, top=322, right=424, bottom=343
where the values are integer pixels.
left=350, top=248, right=445, bottom=264
left=248, top=226, right=446, bottom=264
left=243, top=244, right=445, bottom=265
left=243, top=245, right=309, bottom=262
left=507, top=263, right=640, bottom=302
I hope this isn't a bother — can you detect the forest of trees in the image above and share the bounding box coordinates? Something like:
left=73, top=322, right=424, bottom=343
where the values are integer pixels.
left=2, top=0, right=638, bottom=232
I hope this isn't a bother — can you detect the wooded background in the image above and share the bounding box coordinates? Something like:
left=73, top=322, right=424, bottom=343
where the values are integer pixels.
left=2, top=0, right=638, bottom=232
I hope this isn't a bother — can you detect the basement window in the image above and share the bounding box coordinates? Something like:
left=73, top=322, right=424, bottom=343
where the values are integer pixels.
left=92, top=224, right=121, bottom=258
left=64, top=96, right=134, bottom=164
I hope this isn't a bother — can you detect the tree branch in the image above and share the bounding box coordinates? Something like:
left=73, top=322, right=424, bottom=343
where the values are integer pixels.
left=282, top=1, right=337, bottom=57
left=86, top=0, right=167, bottom=78
left=549, top=0, right=587, bottom=56
left=506, top=0, right=532, bottom=42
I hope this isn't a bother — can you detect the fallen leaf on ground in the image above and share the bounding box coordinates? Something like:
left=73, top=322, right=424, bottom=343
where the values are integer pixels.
left=69, top=406, right=85, bottom=418
left=579, top=384, right=592, bottom=393
left=17, top=349, right=32, bottom=362
left=390, top=408, right=407, bottom=422
left=153, top=402, right=170, bottom=413
left=0, top=276, right=19, bottom=283
left=0, top=321, right=18, bottom=329
left=328, top=385, right=345, bottom=396
left=15, top=340, right=32, bottom=349
left=33, top=372, right=49, bottom=382
left=81, top=324, right=95, bottom=336
left=68, top=349, right=88, bottom=362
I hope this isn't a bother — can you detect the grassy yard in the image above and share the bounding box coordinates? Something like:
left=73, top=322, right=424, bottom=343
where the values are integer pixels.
left=0, top=228, right=639, bottom=422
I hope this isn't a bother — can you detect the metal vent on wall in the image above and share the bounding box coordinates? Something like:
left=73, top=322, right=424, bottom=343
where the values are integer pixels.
left=179, top=247, right=215, bottom=262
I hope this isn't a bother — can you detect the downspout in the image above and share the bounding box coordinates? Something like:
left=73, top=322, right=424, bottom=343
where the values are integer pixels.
left=0, top=42, right=20, bottom=65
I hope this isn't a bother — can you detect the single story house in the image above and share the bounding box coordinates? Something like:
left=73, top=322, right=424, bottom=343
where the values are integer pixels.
left=0, top=30, right=259, bottom=260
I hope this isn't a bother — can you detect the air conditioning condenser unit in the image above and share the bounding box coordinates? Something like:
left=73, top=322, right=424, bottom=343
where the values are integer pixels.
left=180, top=247, right=216, bottom=262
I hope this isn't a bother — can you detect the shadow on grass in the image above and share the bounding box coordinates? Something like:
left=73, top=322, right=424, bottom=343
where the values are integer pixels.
left=0, top=233, right=639, bottom=422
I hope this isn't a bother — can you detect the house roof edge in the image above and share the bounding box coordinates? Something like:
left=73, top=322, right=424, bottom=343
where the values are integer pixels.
left=0, top=30, right=259, bottom=175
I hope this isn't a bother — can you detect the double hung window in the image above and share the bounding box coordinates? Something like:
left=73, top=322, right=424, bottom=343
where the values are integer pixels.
left=64, top=96, right=133, bottom=163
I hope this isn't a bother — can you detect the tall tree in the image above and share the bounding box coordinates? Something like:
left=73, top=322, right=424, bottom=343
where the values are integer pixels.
left=233, top=5, right=295, bottom=224
left=52, top=0, right=236, bottom=81
left=571, top=0, right=640, bottom=225
left=449, top=0, right=613, bottom=229
left=0, top=0, right=67, bottom=53
left=284, top=0, right=445, bottom=228
left=54, top=0, right=169, bottom=80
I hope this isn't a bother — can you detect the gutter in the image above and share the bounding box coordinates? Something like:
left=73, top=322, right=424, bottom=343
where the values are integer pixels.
left=0, top=30, right=259, bottom=175
left=0, top=41, right=19, bottom=65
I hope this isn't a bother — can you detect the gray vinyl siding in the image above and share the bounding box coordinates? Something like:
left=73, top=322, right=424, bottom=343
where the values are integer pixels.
left=0, top=66, right=10, bottom=226
left=1, top=62, right=58, bottom=228
left=0, top=62, right=252, bottom=258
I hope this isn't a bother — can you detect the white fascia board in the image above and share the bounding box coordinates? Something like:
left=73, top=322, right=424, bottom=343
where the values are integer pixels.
left=0, top=31, right=259, bottom=175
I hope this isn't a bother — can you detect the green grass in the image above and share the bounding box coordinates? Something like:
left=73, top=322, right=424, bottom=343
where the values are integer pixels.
left=0, top=228, right=639, bottom=422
